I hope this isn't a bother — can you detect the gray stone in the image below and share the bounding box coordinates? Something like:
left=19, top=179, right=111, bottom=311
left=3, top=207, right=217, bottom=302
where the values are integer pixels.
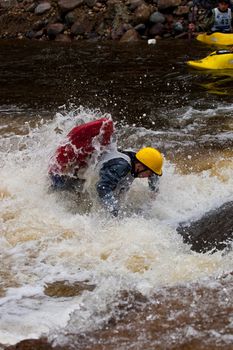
left=128, top=0, right=144, bottom=11
left=84, top=0, right=96, bottom=7
left=35, top=2, right=51, bottom=15
left=149, top=11, right=165, bottom=24
left=32, top=20, right=47, bottom=31
left=149, top=22, right=164, bottom=36
left=55, top=34, right=72, bottom=42
left=158, top=0, right=181, bottom=10
left=26, top=3, right=37, bottom=12
left=47, top=23, right=64, bottom=38
left=65, top=11, right=77, bottom=26
left=133, top=4, right=151, bottom=25
left=34, top=29, right=44, bottom=38
left=58, top=0, right=83, bottom=13
left=0, top=0, right=17, bottom=9
left=134, top=23, right=146, bottom=34
left=71, top=18, right=93, bottom=35
left=173, top=21, right=183, bottom=33
left=120, top=28, right=141, bottom=42
left=174, top=5, right=189, bottom=15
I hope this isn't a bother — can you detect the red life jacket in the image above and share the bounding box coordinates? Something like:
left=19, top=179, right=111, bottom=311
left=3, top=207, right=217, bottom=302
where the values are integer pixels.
left=49, top=118, right=114, bottom=176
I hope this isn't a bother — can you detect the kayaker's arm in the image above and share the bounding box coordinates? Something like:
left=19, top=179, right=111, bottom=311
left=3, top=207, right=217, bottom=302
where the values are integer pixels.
left=96, top=158, right=131, bottom=217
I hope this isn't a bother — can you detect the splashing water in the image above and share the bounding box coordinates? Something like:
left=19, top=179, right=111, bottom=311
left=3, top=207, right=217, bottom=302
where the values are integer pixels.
left=0, top=106, right=233, bottom=346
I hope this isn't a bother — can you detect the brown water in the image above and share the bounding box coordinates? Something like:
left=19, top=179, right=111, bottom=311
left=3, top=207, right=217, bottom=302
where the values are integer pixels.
left=0, top=39, right=233, bottom=349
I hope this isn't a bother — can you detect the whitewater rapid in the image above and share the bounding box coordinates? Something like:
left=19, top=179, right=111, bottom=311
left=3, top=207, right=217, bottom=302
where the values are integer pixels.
left=0, top=106, right=232, bottom=346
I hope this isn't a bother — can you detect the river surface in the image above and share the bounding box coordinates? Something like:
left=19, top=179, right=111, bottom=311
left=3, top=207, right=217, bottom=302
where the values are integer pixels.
left=0, top=39, right=233, bottom=349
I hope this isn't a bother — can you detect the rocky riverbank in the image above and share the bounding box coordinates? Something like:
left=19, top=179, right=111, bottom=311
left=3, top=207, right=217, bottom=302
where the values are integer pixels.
left=0, top=0, right=207, bottom=42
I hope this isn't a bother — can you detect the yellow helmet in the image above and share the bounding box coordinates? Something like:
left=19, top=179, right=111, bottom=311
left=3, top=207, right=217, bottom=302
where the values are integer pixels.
left=136, top=147, right=163, bottom=176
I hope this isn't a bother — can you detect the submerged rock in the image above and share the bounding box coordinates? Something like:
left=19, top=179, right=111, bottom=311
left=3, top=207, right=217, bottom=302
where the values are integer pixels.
left=5, top=278, right=233, bottom=350
left=177, top=201, right=233, bottom=253
left=44, top=280, right=96, bottom=297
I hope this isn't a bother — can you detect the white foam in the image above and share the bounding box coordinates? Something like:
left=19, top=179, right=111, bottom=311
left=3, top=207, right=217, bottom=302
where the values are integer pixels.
left=0, top=107, right=232, bottom=345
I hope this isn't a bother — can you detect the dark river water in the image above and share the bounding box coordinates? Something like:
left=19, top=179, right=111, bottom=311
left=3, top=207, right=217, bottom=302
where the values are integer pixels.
left=0, top=39, right=233, bottom=349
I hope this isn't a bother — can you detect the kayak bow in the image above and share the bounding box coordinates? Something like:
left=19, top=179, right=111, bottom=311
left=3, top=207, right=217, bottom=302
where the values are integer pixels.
left=187, top=50, right=233, bottom=70
left=197, top=32, right=233, bottom=46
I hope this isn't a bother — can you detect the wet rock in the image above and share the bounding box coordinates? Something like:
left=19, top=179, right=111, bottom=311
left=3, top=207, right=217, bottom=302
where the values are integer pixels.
left=25, top=2, right=37, bottom=12
left=120, top=28, right=141, bottom=42
left=0, top=0, right=217, bottom=41
left=25, top=30, right=35, bottom=39
left=34, top=2, right=51, bottom=15
left=47, top=23, right=64, bottom=39
left=64, top=9, right=77, bottom=25
left=0, top=0, right=17, bottom=9
left=128, top=0, right=145, bottom=11
left=84, top=0, right=97, bottom=7
left=134, top=23, right=146, bottom=34
left=7, top=280, right=233, bottom=350
left=34, top=29, right=45, bottom=38
left=85, top=31, right=100, bottom=40
left=149, top=22, right=164, bottom=36
left=111, top=22, right=131, bottom=39
left=58, top=0, right=84, bottom=13
left=177, top=201, right=233, bottom=253
left=158, top=0, right=182, bottom=10
left=32, top=19, right=47, bottom=31
left=44, top=280, right=96, bottom=297
left=109, top=2, right=130, bottom=30
left=55, top=33, right=72, bottom=41
left=133, top=3, right=151, bottom=24
left=173, top=20, right=183, bottom=33
left=5, top=338, right=57, bottom=350
left=174, top=4, right=189, bottom=15
left=71, top=17, right=94, bottom=35
left=149, top=11, right=165, bottom=24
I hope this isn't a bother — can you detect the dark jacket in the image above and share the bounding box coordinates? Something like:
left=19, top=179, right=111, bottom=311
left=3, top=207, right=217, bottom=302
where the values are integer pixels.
left=96, top=151, right=159, bottom=216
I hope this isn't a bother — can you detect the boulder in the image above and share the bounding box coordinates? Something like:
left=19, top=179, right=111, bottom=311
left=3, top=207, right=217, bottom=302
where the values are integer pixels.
left=84, top=0, right=97, bottom=7
left=34, top=2, right=51, bottom=15
left=174, top=5, right=189, bottom=15
left=120, top=28, right=141, bottom=42
left=25, top=3, right=37, bottom=12
left=58, top=0, right=83, bottom=13
left=134, top=23, right=146, bottom=34
left=133, top=3, right=151, bottom=25
left=71, top=17, right=94, bottom=35
left=149, top=11, right=165, bottom=24
left=34, top=29, right=44, bottom=38
left=47, top=23, right=64, bottom=38
left=32, top=20, right=47, bottom=31
left=128, top=0, right=145, bottom=11
left=149, top=22, right=164, bottom=36
left=177, top=201, right=233, bottom=253
left=157, top=0, right=182, bottom=10
left=0, top=0, right=17, bottom=9
left=111, top=23, right=131, bottom=40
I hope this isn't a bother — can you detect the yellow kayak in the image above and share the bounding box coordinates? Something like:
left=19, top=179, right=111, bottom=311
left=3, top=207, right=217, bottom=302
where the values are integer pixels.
left=197, top=32, right=233, bottom=46
left=187, top=50, right=233, bottom=70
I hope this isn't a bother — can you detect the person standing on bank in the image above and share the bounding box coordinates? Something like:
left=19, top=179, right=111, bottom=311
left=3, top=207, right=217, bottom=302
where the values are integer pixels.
left=189, top=0, right=232, bottom=34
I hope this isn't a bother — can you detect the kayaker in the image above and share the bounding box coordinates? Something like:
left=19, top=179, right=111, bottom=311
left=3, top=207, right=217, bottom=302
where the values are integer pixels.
left=95, top=147, right=163, bottom=217
left=49, top=120, right=163, bottom=217
left=189, top=0, right=232, bottom=33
